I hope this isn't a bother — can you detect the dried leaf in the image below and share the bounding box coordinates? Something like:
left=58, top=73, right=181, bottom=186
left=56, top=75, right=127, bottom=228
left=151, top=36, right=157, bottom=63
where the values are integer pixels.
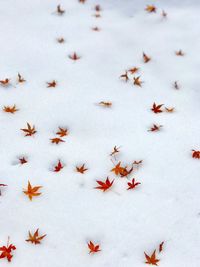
left=56, top=5, right=65, bottom=15
left=165, top=107, right=175, bottom=113
left=69, top=52, right=81, bottom=61
left=148, top=124, right=162, bottom=132
left=50, top=138, right=65, bottom=144
left=143, top=53, right=151, bottom=63
left=120, top=71, right=129, bottom=82
left=175, top=50, right=184, bottom=56
left=18, top=73, right=26, bottom=83
left=56, top=127, right=68, bottom=137
left=19, top=157, right=28, bottom=165
left=192, top=150, right=200, bottom=159
left=110, top=146, right=120, bottom=157
left=133, top=76, right=143, bottom=87
left=54, top=160, right=63, bottom=172
left=0, top=78, right=10, bottom=86
left=98, top=101, right=112, bottom=107
left=47, top=80, right=57, bottom=88
left=145, top=5, right=156, bottom=13
left=159, top=241, right=164, bottom=253
left=128, top=67, right=139, bottom=74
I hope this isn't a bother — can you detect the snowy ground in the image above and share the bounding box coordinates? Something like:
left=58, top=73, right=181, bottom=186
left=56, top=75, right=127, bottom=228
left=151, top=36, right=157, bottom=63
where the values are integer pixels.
left=0, top=0, right=200, bottom=266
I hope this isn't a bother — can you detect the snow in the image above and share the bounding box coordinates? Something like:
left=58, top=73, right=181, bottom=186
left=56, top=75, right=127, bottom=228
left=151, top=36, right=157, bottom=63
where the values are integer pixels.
left=0, top=0, right=200, bottom=266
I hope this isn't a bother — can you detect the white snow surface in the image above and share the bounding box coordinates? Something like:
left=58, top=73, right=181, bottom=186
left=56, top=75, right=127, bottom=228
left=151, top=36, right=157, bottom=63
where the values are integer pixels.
left=0, top=0, right=200, bottom=266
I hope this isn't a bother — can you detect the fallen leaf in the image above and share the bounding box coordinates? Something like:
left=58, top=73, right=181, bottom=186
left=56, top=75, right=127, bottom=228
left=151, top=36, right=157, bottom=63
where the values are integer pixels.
left=76, top=164, right=88, bottom=174
left=192, top=150, right=200, bottom=159
left=69, top=52, right=81, bottom=61
left=95, top=177, right=114, bottom=192
left=0, top=184, right=7, bottom=196
left=133, top=76, right=143, bottom=87
left=111, top=162, right=125, bottom=176
left=159, top=241, right=164, bottom=253
left=23, top=181, right=42, bottom=201
left=3, top=105, right=19, bottom=114
left=54, top=160, right=63, bottom=172
left=143, top=53, right=151, bottom=63
left=148, top=124, right=162, bottom=132
left=56, top=5, right=65, bottom=15
left=88, top=241, right=101, bottom=253
left=57, top=37, right=65, bottom=43
left=175, top=50, right=184, bottom=56
left=151, top=103, right=163, bottom=114
left=47, top=80, right=57, bottom=88
left=110, top=146, right=120, bottom=157
left=127, top=178, right=141, bottom=190
left=26, top=229, right=46, bottom=245
left=17, top=73, right=26, bottom=83
left=98, top=101, right=112, bottom=107
left=0, top=78, right=10, bottom=86
left=92, top=27, right=100, bottom=31
left=174, top=81, right=180, bottom=90
left=56, top=127, right=68, bottom=137
left=0, top=238, right=16, bottom=262
left=144, top=250, right=160, bottom=265
left=165, top=107, right=175, bottom=113
left=128, top=67, right=139, bottom=74
left=145, top=5, right=156, bottom=13
left=19, top=157, right=28, bottom=165
left=50, top=138, right=65, bottom=144
left=21, top=123, right=37, bottom=136
left=120, top=71, right=129, bottom=82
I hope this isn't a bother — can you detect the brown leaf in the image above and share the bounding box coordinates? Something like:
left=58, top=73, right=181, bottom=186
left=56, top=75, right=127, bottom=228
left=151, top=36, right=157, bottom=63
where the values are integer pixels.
left=21, top=123, right=37, bottom=136
left=26, top=229, right=46, bottom=245
left=23, top=181, right=42, bottom=201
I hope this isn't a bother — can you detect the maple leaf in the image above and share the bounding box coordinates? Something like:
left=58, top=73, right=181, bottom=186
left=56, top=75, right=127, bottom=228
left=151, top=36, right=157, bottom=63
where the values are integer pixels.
left=119, top=166, right=133, bottom=178
left=19, top=157, right=28, bottom=165
left=175, top=50, right=184, bottom=56
left=98, top=101, right=112, bottom=107
left=110, top=146, right=120, bottom=157
left=94, top=13, right=101, bottom=18
left=47, top=80, right=57, bottom=88
left=133, top=76, right=143, bottom=87
left=57, top=37, right=65, bottom=43
left=159, top=241, right=164, bottom=253
left=56, top=5, right=65, bottom=15
left=92, top=26, right=100, bottom=31
left=18, top=73, right=26, bottom=83
left=151, top=103, right=163, bottom=114
left=21, top=123, right=36, bottom=136
left=76, top=164, right=88, bottom=174
left=21, top=123, right=37, bottom=136
left=69, top=52, right=81, bottom=61
left=133, top=160, right=143, bottom=165
left=192, top=150, right=200, bottom=159
left=88, top=241, right=101, bottom=253
left=0, top=78, right=10, bottom=86
left=120, top=71, right=129, bottom=82
left=23, top=181, right=42, bottom=201
left=79, top=0, right=86, bottom=3
left=165, top=107, right=175, bottom=113
left=3, top=105, right=19, bottom=114
left=54, top=160, right=63, bottom=172
left=127, top=178, right=141, bottom=190
left=56, top=127, right=68, bottom=137
left=111, top=162, right=125, bottom=176
left=0, top=184, right=7, bottom=196
left=144, top=250, right=160, bottom=266
left=0, top=238, right=16, bottom=262
left=143, top=53, right=151, bottom=63
left=174, top=81, right=180, bottom=90
left=145, top=5, right=156, bottom=13
left=128, top=67, right=139, bottom=74
left=26, top=229, right=46, bottom=245
left=50, top=137, right=65, bottom=144
left=95, top=177, right=114, bottom=192
left=148, top=124, right=162, bottom=132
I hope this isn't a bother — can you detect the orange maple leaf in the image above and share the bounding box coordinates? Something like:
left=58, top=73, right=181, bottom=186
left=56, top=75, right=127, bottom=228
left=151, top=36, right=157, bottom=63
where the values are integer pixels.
left=21, top=123, right=37, bottom=136
left=128, top=67, right=139, bottom=74
left=3, top=105, right=19, bottom=114
left=111, top=162, right=125, bottom=176
left=144, top=250, right=160, bottom=265
left=151, top=103, right=163, bottom=114
left=23, top=181, right=42, bottom=201
left=165, top=107, right=175, bottom=113
left=50, top=138, right=65, bottom=144
left=19, top=157, right=28, bottom=164
left=0, top=78, right=10, bottom=86
left=98, top=101, right=112, bottom=107
left=88, top=241, right=101, bottom=253
left=133, top=76, right=143, bottom=87
left=76, top=164, right=88, bottom=174
left=56, top=127, right=68, bottom=137
left=145, top=5, right=156, bottom=13
left=95, top=177, right=114, bottom=192
left=26, top=229, right=46, bottom=245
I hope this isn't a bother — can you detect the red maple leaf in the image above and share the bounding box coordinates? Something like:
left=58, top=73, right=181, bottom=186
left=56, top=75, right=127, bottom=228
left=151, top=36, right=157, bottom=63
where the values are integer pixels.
left=127, top=178, right=141, bottom=190
left=95, top=177, right=114, bottom=192
left=54, top=160, right=63, bottom=172
left=0, top=238, right=16, bottom=262
left=151, top=103, right=163, bottom=114
left=88, top=241, right=101, bottom=253
left=192, top=150, right=200, bottom=159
